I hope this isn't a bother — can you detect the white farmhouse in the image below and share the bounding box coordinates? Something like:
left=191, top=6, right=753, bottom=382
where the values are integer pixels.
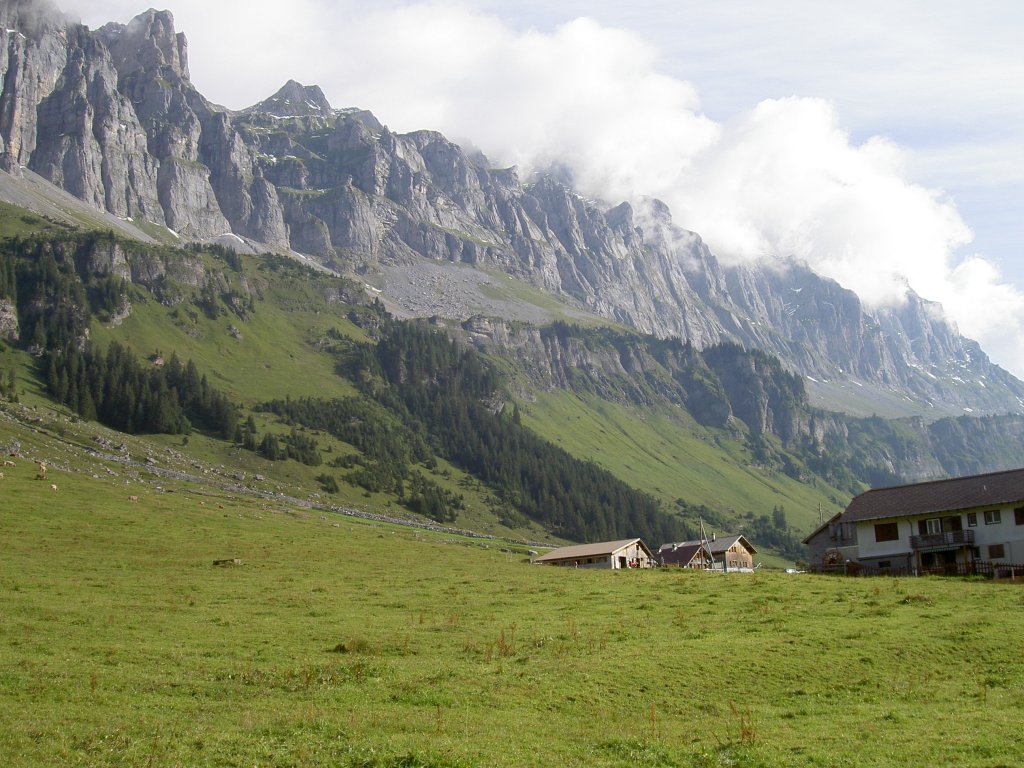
left=806, top=467, right=1024, bottom=575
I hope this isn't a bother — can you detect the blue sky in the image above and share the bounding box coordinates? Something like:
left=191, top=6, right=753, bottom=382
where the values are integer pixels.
left=69, top=0, right=1024, bottom=376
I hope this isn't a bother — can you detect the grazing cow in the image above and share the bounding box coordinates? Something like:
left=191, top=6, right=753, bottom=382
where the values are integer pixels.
left=0, top=472, right=4, bottom=480
left=2, top=460, right=14, bottom=467
left=50, top=483, right=57, bottom=492
left=36, top=461, right=47, bottom=480
left=128, top=495, right=139, bottom=502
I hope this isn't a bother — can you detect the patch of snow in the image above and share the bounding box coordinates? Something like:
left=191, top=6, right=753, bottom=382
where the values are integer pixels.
left=166, top=227, right=180, bottom=239
left=852, top=379, right=863, bottom=387
left=364, top=284, right=382, bottom=295
left=806, top=376, right=819, bottom=383
left=220, top=233, right=245, bottom=243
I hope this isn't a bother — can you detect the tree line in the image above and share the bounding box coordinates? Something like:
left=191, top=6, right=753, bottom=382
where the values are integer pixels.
left=346, top=318, right=683, bottom=543
left=44, top=343, right=237, bottom=438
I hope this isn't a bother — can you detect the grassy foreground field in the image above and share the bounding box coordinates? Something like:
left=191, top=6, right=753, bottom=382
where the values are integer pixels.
left=3, top=456, right=1024, bottom=768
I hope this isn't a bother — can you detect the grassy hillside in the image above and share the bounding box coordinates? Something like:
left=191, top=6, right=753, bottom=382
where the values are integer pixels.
left=9, top=203, right=1024, bottom=563
left=0, top=208, right=832, bottom=557
left=522, top=392, right=846, bottom=551
left=3, top=200, right=1024, bottom=767
left=2, top=460, right=1023, bottom=767
left=89, top=266, right=366, bottom=404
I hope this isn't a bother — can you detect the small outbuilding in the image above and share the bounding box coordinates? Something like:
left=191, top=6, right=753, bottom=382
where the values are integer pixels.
left=533, top=538, right=654, bottom=569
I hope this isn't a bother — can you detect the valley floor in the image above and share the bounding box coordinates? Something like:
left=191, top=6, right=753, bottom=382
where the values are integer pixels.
left=2, top=429, right=1023, bottom=767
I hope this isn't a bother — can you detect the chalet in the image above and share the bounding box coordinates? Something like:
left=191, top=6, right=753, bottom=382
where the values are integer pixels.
left=808, top=467, right=1024, bottom=574
left=657, top=542, right=713, bottom=569
left=659, top=534, right=757, bottom=572
left=533, top=538, right=654, bottom=569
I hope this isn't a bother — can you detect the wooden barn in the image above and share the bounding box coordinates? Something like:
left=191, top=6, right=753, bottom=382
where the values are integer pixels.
left=533, top=538, right=654, bottom=569
left=657, top=542, right=714, bottom=569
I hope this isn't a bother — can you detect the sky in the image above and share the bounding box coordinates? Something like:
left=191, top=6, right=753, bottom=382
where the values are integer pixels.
left=65, top=0, right=1024, bottom=377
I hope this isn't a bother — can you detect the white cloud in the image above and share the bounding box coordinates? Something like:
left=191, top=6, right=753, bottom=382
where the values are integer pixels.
left=59, top=0, right=1024, bottom=377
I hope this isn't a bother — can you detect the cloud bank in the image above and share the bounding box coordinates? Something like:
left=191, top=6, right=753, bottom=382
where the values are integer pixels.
left=64, top=0, right=1024, bottom=377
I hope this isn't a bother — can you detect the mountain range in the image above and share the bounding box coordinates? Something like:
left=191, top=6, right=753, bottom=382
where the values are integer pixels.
left=3, top=1, right=1024, bottom=559
left=3, top=2, right=1022, bottom=419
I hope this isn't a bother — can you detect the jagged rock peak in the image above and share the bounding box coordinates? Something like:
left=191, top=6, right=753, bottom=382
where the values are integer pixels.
left=247, top=80, right=333, bottom=116
left=98, top=9, right=189, bottom=80
left=336, top=107, right=384, bottom=132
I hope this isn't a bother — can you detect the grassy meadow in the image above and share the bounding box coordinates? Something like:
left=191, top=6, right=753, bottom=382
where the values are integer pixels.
left=3, top=450, right=1024, bottom=767
left=523, top=392, right=847, bottom=543
left=2, top=208, right=1023, bottom=766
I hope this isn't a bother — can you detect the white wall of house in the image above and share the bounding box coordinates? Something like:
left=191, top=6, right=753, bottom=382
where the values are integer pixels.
left=855, top=505, right=1024, bottom=563
left=856, top=518, right=915, bottom=560
left=968, top=507, right=1024, bottom=560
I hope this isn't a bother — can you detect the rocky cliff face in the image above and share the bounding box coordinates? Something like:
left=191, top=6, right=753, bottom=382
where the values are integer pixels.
left=455, top=317, right=1024, bottom=487
left=2, top=4, right=287, bottom=245
left=2, top=1, right=1022, bottom=417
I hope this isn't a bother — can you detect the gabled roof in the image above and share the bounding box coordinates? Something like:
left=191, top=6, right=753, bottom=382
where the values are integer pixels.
left=802, top=513, right=842, bottom=545
left=533, top=538, right=651, bottom=563
left=669, top=534, right=756, bottom=556
left=658, top=542, right=711, bottom=566
left=843, top=467, right=1024, bottom=523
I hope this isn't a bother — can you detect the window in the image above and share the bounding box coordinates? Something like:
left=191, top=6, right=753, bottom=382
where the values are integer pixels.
left=989, top=544, right=1006, bottom=559
left=967, top=512, right=978, bottom=527
left=925, top=518, right=941, bottom=535
left=877, top=561, right=892, bottom=570
left=874, top=523, right=899, bottom=542
left=984, top=510, right=1002, bottom=525
left=1015, top=507, right=1024, bottom=525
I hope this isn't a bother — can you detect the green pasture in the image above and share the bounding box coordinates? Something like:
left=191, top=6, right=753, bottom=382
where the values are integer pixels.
left=89, top=269, right=366, bottom=406
left=2, top=458, right=1023, bottom=767
left=523, top=392, right=847, bottom=541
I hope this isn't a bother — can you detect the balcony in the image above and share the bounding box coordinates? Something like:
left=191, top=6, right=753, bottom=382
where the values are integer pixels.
left=909, top=529, right=974, bottom=551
